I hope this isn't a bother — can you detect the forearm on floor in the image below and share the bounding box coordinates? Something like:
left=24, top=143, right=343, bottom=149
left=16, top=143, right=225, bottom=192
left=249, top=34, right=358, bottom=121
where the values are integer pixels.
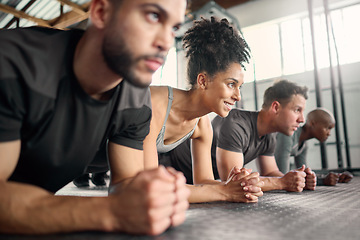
left=260, top=176, right=284, bottom=192
left=187, top=183, right=226, bottom=203
left=0, top=181, right=114, bottom=234
left=109, top=177, right=133, bottom=194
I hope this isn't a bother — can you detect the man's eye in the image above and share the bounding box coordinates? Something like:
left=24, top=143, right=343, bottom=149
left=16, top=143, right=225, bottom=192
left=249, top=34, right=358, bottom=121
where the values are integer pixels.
left=148, top=12, right=160, bottom=22
left=173, top=25, right=180, bottom=32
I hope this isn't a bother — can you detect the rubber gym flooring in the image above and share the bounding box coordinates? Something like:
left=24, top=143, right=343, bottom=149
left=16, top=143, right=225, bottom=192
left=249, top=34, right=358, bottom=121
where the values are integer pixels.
left=1, top=176, right=359, bottom=240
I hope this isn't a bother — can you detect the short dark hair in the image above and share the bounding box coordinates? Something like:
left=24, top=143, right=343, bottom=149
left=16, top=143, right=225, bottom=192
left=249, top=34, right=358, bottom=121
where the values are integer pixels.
left=262, top=80, right=308, bottom=109
left=182, top=17, right=251, bottom=88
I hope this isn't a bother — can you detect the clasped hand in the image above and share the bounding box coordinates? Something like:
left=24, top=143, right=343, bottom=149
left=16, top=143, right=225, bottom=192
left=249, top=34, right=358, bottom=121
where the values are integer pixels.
left=223, top=166, right=264, bottom=203
left=108, top=166, right=190, bottom=235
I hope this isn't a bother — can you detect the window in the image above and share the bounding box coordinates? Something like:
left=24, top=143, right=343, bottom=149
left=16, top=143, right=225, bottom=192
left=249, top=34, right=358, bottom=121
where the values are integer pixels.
left=281, top=19, right=305, bottom=75
left=241, top=3, right=360, bottom=82
left=341, top=4, right=360, bottom=64
left=242, top=24, right=282, bottom=81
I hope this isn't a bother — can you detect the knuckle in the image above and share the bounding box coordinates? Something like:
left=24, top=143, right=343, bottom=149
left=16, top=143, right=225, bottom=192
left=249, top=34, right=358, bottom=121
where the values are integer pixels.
left=147, top=223, right=167, bottom=236
left=146, top=180, right=157, bottom=193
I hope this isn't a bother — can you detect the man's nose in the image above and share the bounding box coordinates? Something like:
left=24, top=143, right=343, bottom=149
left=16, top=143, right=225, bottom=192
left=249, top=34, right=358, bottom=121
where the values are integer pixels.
left=298, top=113, right=305, bottom=123
left=155, top=26, right=174, bottom=52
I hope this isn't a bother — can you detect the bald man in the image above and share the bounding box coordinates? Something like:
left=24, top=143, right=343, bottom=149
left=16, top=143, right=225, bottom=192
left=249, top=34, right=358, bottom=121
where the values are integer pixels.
left=275, top=108, right=353, bottom=186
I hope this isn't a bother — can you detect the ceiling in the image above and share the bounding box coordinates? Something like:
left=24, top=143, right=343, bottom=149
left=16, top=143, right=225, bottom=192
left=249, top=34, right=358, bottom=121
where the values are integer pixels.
left=0, top=0, right=91, bottom=29
left=0, top=0, right=251, bottom=29
left=188, top=0, right=251, bottom=12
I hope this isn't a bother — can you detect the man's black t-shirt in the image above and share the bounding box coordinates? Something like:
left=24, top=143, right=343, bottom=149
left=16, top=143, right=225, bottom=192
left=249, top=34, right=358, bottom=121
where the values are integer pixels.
left=0, top=27, right=152, bottom=192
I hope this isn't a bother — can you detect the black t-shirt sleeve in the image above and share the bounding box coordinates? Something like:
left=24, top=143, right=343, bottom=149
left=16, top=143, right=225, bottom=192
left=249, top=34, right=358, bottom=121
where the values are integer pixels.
left=110, top=106, right=151, bottom=150
left=0, top=46, right=26, bottom=142
left=217, top=115, right=246, bottom=153
left=0, top=79, right=25, bottom=141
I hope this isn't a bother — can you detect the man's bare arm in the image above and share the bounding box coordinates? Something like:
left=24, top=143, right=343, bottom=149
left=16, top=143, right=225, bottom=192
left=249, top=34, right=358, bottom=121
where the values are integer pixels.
left=0, top=140, right=115, bottom=234
left=0, top=141, right=188, bottom=235
left=257, top=155, right=307, bottom=192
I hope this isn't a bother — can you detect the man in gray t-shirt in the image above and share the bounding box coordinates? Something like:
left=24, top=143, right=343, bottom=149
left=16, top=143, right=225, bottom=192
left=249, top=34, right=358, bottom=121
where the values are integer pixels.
left=217, top=80, right=317, bottom=192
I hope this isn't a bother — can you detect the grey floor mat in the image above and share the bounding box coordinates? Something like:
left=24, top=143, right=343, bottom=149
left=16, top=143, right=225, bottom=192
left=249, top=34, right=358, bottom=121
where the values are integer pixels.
left=1, top=177, right=359, bottom=240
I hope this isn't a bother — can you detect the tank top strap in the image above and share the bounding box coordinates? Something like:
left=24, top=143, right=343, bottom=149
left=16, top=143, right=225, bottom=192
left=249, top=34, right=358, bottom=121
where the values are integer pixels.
left=162, top=86, right=173, bottom=125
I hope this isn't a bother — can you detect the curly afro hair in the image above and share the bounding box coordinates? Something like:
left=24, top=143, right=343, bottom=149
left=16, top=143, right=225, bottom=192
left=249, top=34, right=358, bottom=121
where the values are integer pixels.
left=182, top=16, right=251, bottom=88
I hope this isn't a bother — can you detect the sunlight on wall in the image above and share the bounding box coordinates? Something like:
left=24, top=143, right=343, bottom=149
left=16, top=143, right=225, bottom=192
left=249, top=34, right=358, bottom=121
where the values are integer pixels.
left=243, top=24, right=282, bottom=81
left=151, top=47, right=178, bottom=87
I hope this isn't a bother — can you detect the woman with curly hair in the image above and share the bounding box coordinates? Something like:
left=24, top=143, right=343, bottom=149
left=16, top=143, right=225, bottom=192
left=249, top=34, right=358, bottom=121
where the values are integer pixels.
left=140, top=17, right=264, bottom=203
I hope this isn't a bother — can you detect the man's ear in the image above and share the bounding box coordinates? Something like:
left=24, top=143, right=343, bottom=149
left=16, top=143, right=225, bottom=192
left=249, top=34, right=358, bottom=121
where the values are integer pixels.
left=309, top=119, right=317, bottom=128
left=90, top=0, right=112, bottom=29
left=197, top=73, right=208, bottom=90
left=271, top=101, right=281, bottom=114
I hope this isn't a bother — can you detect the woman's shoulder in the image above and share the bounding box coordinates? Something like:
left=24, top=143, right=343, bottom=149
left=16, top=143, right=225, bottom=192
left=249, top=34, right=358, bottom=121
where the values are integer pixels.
left=149, top=86, right=171, bottom=124
left=150, top=85, right=169, bottom=95
left=150, top=86, right=170, bottom=104
left=192, top=115, right=212, bottom=140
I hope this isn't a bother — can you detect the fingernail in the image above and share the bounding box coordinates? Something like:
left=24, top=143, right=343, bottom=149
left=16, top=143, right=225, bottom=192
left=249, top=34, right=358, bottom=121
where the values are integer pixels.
left=243, top=187, right=248, bottom=191
left=241, top=182, right=245, bottom=187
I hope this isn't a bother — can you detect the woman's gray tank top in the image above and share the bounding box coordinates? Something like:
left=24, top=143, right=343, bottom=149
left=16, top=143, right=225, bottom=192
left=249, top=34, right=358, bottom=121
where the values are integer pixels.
left=156, top=86, right=199, bottom=153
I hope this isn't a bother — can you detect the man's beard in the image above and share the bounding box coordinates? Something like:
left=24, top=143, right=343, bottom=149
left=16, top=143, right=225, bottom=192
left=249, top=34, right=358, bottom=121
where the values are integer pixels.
left=102, top=35, right=151, bottom=88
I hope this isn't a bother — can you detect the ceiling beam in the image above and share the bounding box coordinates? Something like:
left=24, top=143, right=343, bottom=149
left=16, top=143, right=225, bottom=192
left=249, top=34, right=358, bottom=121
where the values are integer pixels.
left=4, top=0, right=37, bottom=29
left=0, top=1, right=91, bottom=29
left=0, top=3, right=50, bottom=27
left=49, top=2, right=90, bottom=29
left=56, top=0, right=86, bottom=14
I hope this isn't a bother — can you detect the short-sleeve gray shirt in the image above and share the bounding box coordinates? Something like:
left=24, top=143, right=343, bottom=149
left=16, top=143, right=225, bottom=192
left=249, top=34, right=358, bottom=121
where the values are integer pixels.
left=217, top=109, right=276, bottom=165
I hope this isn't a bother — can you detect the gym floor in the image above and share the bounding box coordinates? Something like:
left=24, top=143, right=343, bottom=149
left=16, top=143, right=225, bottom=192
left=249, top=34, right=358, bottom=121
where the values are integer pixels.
left=1, top=176, right=359, bottom=240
